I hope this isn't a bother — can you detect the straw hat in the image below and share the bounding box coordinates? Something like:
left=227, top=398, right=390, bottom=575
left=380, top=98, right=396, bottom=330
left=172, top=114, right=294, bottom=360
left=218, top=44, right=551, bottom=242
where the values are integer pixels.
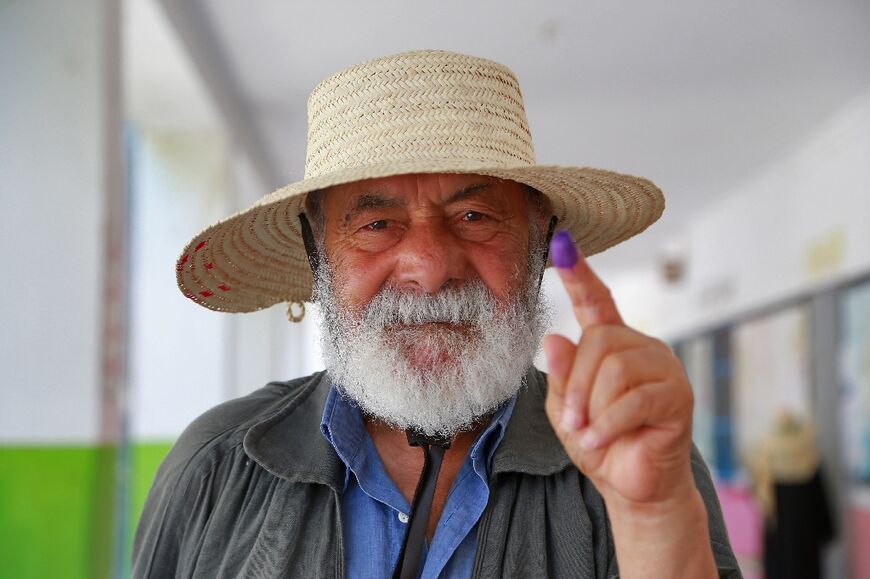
left=176, top=50, right=665, bottom=313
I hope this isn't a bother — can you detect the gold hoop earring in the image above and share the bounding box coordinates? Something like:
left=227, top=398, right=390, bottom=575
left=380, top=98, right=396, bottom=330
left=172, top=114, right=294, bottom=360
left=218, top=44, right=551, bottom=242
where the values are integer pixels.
left=286, top=301, right=305, bottom=323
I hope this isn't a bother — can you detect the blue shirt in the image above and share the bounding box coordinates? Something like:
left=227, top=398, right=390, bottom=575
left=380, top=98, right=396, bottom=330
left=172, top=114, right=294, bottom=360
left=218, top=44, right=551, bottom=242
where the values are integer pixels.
left=320, top=386, right=516, bottom=578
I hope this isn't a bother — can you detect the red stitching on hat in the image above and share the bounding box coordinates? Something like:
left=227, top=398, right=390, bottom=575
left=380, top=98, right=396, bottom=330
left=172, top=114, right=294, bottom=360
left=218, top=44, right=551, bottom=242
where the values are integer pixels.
left=205, top=262, right=214, bottom=270
left=176, top=254, right=189, bottom=271
left=218, top=284, right=231, bottom=292
left=195, top=240, right=207, bottom=251
left=199, top=290, right=214, bottom=297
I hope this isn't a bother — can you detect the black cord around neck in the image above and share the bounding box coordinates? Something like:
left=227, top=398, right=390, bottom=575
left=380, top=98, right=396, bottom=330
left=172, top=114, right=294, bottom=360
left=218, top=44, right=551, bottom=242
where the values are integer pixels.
left=392, top=431, right=451, bottom=579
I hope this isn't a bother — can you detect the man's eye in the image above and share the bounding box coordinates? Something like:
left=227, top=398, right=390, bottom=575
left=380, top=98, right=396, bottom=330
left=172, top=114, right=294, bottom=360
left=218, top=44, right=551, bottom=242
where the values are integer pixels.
left=365, top=220, right=388, bottom=231
left=463, top=211, right=484, bottom=222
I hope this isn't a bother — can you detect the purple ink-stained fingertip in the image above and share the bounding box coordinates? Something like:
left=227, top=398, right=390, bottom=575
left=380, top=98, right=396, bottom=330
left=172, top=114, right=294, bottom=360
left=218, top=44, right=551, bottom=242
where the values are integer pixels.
left=551, top=230, right=578, bottom=269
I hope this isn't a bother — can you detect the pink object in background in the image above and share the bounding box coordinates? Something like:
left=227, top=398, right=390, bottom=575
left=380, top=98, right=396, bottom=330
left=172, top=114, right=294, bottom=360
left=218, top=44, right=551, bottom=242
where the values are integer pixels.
left=717, top=484, right=763, bottom=579
left=851, top=506, right=870, bottom=579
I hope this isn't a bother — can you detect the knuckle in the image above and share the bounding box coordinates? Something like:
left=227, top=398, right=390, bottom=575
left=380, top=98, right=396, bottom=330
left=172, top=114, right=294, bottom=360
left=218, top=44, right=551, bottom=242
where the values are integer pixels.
left=603, top=353, right=630, bottom=386
left=571, top=285, right=612, bottom=313
left=574, top=286, right=602, bottom=307
left=589, top=324, right=608, bottom=340
left=655, top=346, right=677, bottom=369
left=596, top=414, right=613, bottom=436
left=650, top=337, right=672, bottom=353
left=581, top=325, right=610, bottom=352
left=632, top=388, right=652, bottom=417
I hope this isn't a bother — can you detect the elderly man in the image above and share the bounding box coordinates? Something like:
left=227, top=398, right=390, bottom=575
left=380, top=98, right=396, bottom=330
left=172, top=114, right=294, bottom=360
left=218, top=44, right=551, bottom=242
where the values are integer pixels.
left=133, top=51, right=740, bottom=578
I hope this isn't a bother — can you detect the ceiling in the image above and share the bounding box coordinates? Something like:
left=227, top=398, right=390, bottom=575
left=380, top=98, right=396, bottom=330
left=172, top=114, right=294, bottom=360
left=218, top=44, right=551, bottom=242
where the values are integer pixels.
left=128, top=0, right=870, bottom=273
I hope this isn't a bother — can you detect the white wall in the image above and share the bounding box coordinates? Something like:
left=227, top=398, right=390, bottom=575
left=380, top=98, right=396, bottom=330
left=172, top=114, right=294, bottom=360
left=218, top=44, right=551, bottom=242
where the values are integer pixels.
left=123, top=0, right=327, bottom=440
left=128, top=131, right=326, bottom=441
left=571, top=87, right=870, bottom=342
left=128, top=128, right=233, bottom=440
left=0, top=0, right=120, bottom=444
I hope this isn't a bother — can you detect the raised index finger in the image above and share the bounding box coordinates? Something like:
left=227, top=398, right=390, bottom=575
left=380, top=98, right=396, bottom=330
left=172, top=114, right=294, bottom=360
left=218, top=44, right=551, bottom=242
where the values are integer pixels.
left=551, top=230, right=624, bottom=329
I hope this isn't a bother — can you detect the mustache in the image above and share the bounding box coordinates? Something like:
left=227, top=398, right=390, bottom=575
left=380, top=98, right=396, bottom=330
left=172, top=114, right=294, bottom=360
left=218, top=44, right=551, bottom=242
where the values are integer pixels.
left=360, top=281, right=498, bottom=328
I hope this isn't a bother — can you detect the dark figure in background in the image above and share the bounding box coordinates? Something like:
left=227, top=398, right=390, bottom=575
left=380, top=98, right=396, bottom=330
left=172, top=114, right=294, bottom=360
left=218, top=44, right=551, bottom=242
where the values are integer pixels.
left=749, top=412, right=835, bottom=579
left=764, top=469, right=834, bottom=579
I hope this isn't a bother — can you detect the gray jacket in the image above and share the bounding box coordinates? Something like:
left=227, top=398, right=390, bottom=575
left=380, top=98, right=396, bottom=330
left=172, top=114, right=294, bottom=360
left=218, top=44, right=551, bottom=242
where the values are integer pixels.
left=132, top=370, right=742, bottom=578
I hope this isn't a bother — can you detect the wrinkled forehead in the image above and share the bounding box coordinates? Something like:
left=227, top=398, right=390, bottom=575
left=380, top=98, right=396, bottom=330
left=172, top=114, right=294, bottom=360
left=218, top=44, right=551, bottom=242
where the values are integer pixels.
left=326, top=174, right=521, bottom=212
left=306, top=172, right=550, bottom=227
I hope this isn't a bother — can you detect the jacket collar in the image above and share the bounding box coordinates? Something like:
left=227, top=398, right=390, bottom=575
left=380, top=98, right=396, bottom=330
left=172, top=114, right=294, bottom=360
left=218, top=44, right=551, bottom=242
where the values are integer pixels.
left=243, top=371, right=346, bottom=491
left=243, top=368, right=571, bottom=490
left=491, top=368, right=573, bottom=476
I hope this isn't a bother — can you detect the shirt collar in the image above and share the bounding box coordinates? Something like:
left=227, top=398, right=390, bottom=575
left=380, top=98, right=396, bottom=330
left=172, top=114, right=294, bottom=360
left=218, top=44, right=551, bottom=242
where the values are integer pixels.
left=243, top=368, right=571, bottom=490
left=319, top=385, right=517, bottom=493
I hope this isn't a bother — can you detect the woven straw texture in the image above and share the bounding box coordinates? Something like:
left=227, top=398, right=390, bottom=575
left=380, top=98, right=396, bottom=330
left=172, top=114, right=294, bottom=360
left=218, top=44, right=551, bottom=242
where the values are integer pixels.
left=176, top=50, right=665, bottom=313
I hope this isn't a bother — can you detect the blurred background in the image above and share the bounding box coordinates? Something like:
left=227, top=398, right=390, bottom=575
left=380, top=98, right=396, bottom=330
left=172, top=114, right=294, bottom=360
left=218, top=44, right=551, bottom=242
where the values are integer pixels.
left=2, top=0, right=869, bottom=577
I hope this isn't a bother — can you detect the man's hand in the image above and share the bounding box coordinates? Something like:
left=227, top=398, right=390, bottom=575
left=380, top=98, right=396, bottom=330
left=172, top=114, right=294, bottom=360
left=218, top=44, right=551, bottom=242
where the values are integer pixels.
left=542, top=231, right=717, bottom=578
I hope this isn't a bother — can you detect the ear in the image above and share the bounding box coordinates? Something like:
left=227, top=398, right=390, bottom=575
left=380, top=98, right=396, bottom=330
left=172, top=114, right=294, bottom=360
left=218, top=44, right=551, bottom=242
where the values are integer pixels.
left=523, top=185, right=554, bottom=231
left=298, top=212, right=320, bottom=275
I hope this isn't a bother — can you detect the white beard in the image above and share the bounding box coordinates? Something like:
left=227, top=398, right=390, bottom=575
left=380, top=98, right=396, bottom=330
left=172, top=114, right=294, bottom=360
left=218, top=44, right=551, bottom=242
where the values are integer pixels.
left=314, top=265, right=549, bottom=437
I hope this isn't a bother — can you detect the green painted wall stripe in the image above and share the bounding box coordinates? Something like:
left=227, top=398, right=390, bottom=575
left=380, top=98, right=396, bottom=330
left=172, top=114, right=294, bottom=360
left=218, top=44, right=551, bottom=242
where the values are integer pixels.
left=0, top=446, right=114, bottom=579
left=0, top=442, right=173, bottom=579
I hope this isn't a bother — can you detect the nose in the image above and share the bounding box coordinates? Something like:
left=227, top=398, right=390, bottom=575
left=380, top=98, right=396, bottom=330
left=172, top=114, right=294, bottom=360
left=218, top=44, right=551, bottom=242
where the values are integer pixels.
left=391, top=221, right=469, bottom=294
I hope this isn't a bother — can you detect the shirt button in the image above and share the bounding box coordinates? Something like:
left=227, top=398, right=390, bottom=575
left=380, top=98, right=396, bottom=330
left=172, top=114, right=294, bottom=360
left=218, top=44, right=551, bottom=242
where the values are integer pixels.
left=398, top=512, right=409, bottom=524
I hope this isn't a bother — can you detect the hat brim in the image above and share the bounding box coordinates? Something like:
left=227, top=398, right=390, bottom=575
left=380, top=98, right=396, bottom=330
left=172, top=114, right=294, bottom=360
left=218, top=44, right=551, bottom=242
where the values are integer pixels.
left=176, top=159, right=664, bottom=312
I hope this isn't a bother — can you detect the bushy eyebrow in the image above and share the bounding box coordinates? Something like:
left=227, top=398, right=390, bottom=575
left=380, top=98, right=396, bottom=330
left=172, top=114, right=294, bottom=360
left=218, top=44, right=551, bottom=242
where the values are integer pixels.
left=445, top=182, right=493, bottom=204
left=343, top=193, right=406, bottom=224
left=342, top=182, right=494, bottom=224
